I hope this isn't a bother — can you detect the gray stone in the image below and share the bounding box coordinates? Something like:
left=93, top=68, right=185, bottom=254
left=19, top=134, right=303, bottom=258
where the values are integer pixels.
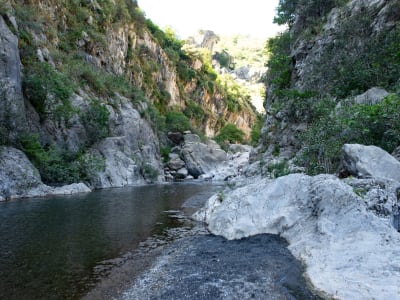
left=183, top=133, right=201, bottom=144
left=90, top=96, right=164, bottom=187
left=181, top=140, right=227, bottom=178
left=342, top=144, right=400, bottom=182
left=167, top=156, right=185, bottom=171
left=194, top=173, right=400, bottom=299
left=0, top=146, right=48, bottom=199
left=353, top=87, right=389, bottom=105
left=228, top=144, right=252, bottom=154
left=176, top=168, right=188, bottom=177
left=50, top=183, right=91, bottom=195
left=0, top=15, right=27, bottom=141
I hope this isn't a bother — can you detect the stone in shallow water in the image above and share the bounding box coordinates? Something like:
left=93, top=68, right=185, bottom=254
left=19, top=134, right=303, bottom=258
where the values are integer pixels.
left=121, top=234, right=320, bottom=299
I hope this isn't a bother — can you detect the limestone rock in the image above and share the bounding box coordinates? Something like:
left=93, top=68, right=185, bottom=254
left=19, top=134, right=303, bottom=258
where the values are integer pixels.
left=0, top=15, right=27, bottom=141
left=167, top=156, right=185, bottom=171
left=181, top=135, right=227, bottom=178
left=175, top=168, right=188, bottom=180
left=50, top=183, right=91, bottom=195
left=0, top=147, right=50, bottom=199
left=353, top=87, right=389, bottom=105
left=0, top=147, right=48, bottom=199
left=0, top=147, right=91, bottom=199
left=194, top=173, right=400, bottom=299
left=91, top=96, right=164, bottom=187
left=342, top=144, right=400, bottom=182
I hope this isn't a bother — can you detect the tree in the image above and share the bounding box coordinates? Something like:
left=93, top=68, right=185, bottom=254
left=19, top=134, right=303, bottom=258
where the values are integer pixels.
left=215, top=123, right=245, bottom=145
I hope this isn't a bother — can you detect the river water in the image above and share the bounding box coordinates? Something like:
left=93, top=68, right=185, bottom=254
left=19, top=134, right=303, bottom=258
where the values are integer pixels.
left=0, top=183, right=220, bottom=300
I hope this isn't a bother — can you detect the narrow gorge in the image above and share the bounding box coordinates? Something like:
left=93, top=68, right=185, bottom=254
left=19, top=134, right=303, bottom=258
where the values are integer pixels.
left=1, top=0, right=400, bottom=299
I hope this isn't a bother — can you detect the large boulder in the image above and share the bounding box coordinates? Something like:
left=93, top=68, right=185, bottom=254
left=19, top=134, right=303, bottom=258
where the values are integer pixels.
left=194, top=174, right=400, bottom=299
left=0, top=146, right=48, bottom=200
left=342, top=144, right=400, bottom=182
left=0, top=146, right=91, bottom=200
left=91, top=97, right=164, bottom=187
left=181, top=134, right=227, bottom=178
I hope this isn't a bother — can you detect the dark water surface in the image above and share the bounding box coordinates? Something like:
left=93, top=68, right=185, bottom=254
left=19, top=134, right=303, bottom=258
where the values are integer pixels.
left=0, top=183, right=220, bottom=300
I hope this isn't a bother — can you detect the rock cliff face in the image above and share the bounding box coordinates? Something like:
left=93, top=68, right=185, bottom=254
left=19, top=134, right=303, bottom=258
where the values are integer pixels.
left=0, top=0, right=256, bottom=196
left=0, top=14, right=26, bottom=142
left=259, top=0, right=400, bottom=172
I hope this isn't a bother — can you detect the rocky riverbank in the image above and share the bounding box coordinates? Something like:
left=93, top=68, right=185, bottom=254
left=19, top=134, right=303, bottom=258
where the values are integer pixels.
left=195, top=144, right=400, bottom=299
left=84, top=207, right=321, bottom=300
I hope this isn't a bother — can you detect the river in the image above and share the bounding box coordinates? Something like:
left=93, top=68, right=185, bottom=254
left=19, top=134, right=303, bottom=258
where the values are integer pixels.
left=0, top=183, right=221, bottom=300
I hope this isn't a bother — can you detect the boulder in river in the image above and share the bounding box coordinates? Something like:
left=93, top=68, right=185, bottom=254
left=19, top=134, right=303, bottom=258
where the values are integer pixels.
left=194, top=172, right=400, bottom=299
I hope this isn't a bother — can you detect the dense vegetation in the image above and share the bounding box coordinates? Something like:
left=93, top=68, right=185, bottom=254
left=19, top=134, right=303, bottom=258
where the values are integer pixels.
left=0, top=0, right=257, bottom=184
left=264, top=0, right=400, bottom=175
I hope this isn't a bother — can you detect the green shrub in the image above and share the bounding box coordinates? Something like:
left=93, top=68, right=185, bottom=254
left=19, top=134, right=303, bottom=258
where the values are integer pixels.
left=20, top=134, right=105, bottom=185
left=20, top=134, right=79, bottom=184
left=215, top=123, right=245, bottom=147
left=160, top=146, right=171, bottom=163
left=250, top=115, right=263, bottom=145
left=141, top=163, right=159, bottom=182
left=183, top=100, right=206, bottom=124
left=298, top=93, right=400, bottom=175
left=165, top=111, right=191, bottom=133
left=23, top=62, right=75, bottom=121
left=80, top=99, right=110, bottom=146
left=265, top=32, right=292, bottom=91
left=267, top=160, right=290, bottom=178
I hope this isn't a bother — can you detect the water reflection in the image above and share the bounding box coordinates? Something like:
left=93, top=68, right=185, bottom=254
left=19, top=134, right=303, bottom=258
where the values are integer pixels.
left=0, top=183, right=219, bottom=299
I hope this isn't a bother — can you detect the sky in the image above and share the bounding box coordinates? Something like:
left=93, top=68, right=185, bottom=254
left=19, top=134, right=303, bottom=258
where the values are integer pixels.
left=137, top=0, right=283, bottom=39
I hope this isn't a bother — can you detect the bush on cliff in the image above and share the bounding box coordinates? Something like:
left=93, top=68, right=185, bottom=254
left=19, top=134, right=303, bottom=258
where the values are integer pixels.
left=215, top=123, right=245, bottom=147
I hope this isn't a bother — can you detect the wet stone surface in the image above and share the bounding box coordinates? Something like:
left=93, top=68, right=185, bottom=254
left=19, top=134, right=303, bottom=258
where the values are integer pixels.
left=120, top=230, right=320, bottom=300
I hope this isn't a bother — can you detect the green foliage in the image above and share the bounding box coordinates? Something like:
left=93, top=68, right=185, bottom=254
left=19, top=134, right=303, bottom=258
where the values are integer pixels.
left=267, top=160, right=290, bottom=178
left=184, top=100, right=206, bottom=124
left=141, top=163, right=159, bottom=182
left=0, top=1, right=9, bottom=15
left=19, top=134, right=104, bottom=185
left=19, top=134, right=105, bottom=184
left=215, top=123, right=245, bottom=146
left=274, top=0, right=348, bottom=29
left=80, top=99, right=110, bottom=146
left=213, top=50, right=233, bottom=69
left=298, top=93, right=400, bottom=174
left=329, top=23, right=400, bottom=98
left=165, top=111, right=191, bottom=133
left=250, top=115, right=263, bottom=145
left=160, top=146, right=171, bottom=163
left=272, top=89, right=319, bottom=122
left=265, top=32, right=292, bottom=90
left=23, top=62, right=75, bottom=121
left=272, top=144, right=281, bottom=157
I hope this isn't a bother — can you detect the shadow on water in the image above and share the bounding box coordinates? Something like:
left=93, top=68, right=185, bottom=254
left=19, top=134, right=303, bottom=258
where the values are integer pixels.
left=0, top=182, right=221, bottom=300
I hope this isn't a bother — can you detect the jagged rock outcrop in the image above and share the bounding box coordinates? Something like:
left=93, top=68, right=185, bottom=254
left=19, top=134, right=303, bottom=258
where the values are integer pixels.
left=164, top=133, right=252, bottom=181
left=261, top=0, right=399, bottom=159
left=0, top=147, right=91, bottom=200
left=181, top=134, right=227, bottom=178
left=187, top=30, right=219, bottom=52
left=0, top=15, right=27, bottom=142
left=195, top=176, right=400, bottom=299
